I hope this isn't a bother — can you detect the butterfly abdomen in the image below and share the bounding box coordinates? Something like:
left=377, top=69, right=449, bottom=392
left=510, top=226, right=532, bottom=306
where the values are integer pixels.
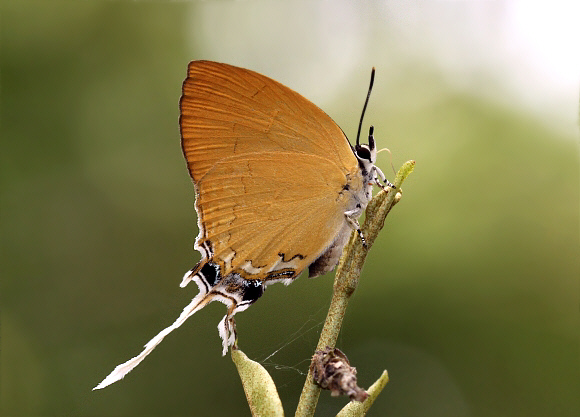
left=308, top=222, right=352, bottom=278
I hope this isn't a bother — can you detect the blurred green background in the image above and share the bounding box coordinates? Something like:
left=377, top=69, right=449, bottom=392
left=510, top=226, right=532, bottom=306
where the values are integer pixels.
left=1, top=1, right=578, bottom=416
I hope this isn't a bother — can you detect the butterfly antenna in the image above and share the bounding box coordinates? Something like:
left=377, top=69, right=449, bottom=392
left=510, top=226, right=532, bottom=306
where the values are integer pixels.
left=356, top=67, right=376, bottom=147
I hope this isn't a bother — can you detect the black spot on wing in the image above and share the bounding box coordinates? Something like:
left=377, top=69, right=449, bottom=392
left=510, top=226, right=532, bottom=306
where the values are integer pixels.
left=241, top=279, right=264, bottom=303
left=201, top=262, right=220, bottom=286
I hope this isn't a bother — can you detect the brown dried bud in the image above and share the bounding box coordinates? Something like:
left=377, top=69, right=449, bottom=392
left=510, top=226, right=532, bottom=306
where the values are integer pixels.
left=310, top=346, right=368, bottom=402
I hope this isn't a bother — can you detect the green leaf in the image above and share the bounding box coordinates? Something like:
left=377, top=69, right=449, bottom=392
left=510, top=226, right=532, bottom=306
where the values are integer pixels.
left=231, top=348, right=284, bottom=417
left=335, top=370, right=389, bottom=417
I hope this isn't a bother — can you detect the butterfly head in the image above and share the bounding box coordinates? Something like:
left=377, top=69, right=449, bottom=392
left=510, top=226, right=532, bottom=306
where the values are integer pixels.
left=354, top=125, right=377, bottom=172
left=354, top=125, right=394, bottom=192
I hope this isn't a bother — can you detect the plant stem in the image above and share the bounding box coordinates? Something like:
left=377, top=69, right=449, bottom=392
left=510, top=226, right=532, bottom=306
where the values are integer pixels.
left=295, top=160, right=415, bottom=417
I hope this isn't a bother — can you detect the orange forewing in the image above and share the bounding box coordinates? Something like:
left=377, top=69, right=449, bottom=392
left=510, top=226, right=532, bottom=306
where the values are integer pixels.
left=180, top=61, right=357, bottom=182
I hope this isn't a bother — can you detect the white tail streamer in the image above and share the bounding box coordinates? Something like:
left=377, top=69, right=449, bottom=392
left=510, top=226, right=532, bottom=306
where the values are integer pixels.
left=93, top=291, right=212, bottom=390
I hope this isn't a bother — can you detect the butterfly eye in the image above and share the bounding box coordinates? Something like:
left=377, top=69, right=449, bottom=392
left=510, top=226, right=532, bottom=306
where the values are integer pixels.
left=355, top=145, right=372, bottom=161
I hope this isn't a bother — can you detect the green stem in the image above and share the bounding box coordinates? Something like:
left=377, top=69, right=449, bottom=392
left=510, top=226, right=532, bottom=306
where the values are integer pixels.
left=295, top=160, right=415, bottom=417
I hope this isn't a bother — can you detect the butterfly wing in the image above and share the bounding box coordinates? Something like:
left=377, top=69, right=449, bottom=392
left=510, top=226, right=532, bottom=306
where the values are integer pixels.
left=181, top=60, right=362, bottom=281
left=194, top=151, right=360, bottom=281
left=180, top=60, right=358, bottom=182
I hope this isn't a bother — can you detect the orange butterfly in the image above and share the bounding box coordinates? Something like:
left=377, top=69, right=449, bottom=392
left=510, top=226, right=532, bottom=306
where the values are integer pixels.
left=94, top=61, right=392, bottom=390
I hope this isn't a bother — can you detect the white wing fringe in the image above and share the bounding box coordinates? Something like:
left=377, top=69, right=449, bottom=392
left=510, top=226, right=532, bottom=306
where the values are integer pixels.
left=93, top=291, right=211, bottom=390
left=180, top=269, right=194, bottom=288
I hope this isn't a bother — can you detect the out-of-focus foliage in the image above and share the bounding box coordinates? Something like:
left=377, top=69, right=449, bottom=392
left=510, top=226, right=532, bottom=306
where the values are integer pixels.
left=1, top=2, right=577, bottom=416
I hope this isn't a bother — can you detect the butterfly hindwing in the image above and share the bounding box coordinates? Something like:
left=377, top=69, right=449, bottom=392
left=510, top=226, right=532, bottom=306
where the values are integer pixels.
left=194, top=151, right=360, bottom=281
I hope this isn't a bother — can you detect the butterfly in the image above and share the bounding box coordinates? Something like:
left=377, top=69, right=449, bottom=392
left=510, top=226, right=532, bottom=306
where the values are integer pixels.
left=94, top=61, right=393, bottom=390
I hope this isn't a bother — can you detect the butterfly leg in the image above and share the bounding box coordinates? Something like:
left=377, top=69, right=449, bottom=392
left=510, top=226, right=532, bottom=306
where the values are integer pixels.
left=217, top=307, right=238, bottom=355
left=373, top=166, right=396, bottom=191
left=366, top=126, right=395, bottom=191
left=344, top=211, right=367, bottom=248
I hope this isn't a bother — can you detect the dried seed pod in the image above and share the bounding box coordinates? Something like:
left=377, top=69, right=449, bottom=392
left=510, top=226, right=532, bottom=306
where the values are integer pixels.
left=310, top=346, right=368, bottom=402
